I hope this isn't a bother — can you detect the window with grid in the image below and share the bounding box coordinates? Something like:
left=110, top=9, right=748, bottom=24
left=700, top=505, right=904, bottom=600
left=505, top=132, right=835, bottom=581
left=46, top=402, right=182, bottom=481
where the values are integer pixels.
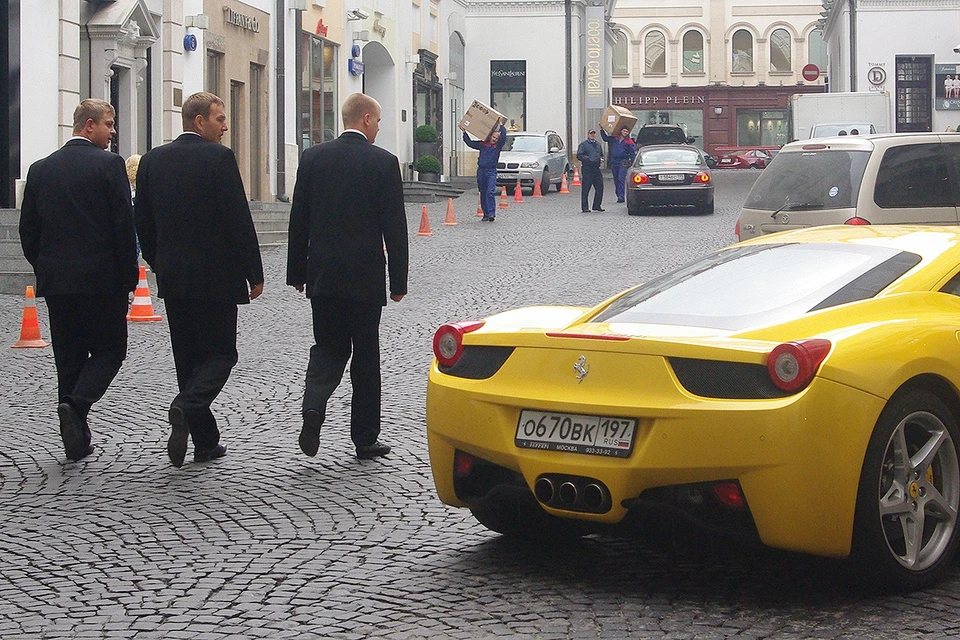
left=896, top=56, right=932, bottom=132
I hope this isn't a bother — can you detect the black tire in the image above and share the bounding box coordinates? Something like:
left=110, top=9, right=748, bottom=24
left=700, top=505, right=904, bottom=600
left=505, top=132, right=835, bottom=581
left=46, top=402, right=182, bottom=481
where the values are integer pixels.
left=540, top=170, right=551, bottom=194
left=851, top=389, right=960, bottom=592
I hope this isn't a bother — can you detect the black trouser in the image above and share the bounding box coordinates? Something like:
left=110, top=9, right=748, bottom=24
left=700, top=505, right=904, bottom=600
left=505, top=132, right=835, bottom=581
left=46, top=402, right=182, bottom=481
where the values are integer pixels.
left=46, top=294, right=128, bottom=444
left=304, top=296, right=383, bottom=447
left=164, top=297, right=239, bottom=453
left=581, top=165, right=604, bottom=210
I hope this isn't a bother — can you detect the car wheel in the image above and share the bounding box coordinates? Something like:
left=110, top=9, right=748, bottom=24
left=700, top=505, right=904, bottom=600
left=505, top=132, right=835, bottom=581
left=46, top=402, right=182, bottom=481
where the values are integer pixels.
left=852, top=389, right=960, bottom=592
left=541, top=170, right=551, bottom=194
left=750, top=164, right=761, bottom=169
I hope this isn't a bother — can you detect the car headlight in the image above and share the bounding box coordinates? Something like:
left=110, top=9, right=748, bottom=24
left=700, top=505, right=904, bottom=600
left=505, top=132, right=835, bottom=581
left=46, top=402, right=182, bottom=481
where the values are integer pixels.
left=520, top=161, right=540, bottom=168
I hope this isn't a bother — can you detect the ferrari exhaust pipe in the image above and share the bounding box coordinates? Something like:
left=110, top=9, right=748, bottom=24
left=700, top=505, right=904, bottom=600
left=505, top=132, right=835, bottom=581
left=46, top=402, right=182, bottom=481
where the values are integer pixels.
left=558, top=481, right=578, bottom=506
left=534, top=477, right=555, bottom=503
left=583, top=483, right=607, bottom=510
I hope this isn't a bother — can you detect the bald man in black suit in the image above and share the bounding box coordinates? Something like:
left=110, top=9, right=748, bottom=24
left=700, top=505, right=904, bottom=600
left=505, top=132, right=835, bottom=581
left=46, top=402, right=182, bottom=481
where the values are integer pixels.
left=20, top=99, right=139, bottom=462
left=287, top=92, right=408, bottom=460
left=135, top=91, right=264, bottom=468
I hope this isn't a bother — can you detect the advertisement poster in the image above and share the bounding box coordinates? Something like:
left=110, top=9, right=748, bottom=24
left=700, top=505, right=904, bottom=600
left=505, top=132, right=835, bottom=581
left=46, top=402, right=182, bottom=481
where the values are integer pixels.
left=935, top=64, right=960, bottom=110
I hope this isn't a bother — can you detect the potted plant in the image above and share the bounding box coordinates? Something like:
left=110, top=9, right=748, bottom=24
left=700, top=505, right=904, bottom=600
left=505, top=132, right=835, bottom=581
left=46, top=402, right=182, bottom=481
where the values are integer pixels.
left=415, top=155, right=442, bottom=182
left=414, top=124, right=438, bottom=161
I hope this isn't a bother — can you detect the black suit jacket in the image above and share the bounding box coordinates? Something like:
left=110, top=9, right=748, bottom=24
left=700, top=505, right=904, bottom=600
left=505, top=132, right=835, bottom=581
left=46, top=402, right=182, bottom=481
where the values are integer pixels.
left=135, top=134, right=263, bottom=304
left=19, top=139, right=139, bottom=297
left=286, top=132, right=408, bottom=305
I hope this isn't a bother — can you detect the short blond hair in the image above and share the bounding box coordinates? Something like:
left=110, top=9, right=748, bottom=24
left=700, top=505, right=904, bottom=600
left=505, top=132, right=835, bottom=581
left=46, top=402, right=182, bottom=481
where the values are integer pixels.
left=341, top=93, right=381, bottom=128
left=125, top=154, right=141, bottom=186
left=182, top=92, right=224, bottom=130
left=72, top=99, right=115, bottom=134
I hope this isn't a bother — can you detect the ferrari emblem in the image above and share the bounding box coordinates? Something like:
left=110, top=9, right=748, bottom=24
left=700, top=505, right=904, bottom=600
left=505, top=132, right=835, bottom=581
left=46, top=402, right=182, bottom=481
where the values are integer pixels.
left=574, top=355, right=589, bottom=383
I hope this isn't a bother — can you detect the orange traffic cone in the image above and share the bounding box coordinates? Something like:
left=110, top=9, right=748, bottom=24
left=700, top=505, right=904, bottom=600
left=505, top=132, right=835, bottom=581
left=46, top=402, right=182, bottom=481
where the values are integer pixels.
left=127, top=266, right=162, bottom=322
left=498, top=186, right=509, bottom=209
left=417, top=205, right=433, bottom=236
left=513, top=181, right=524, bottom=203
left=532, top=178, right=544, bottom=198
left=443, top=198, right=458, bottom=226
left=476, top=194, right=484, bottom=217
left=12, top=286, right=49, bottom=348
left=572, top=167, right=582, bottom=186
left=559, top=172, right=570, bottom=194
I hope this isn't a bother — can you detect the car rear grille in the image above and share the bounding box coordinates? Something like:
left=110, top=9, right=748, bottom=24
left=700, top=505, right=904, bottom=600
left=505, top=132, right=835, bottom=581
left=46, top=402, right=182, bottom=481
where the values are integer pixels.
left=439, top=346, right=515, bottom=379
left=669, top=357, right=791, bottom=399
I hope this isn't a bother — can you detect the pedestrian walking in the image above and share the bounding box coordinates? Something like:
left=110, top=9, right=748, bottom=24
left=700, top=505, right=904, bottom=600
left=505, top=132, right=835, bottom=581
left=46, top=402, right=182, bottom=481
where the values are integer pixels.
left=19, top=98, right=139, bottom=461
left=134, top=91, right=264, bottom=468
left=286, top=92, right=409, bottom=461
left=576, top=129, right=605, bottom=212
left=600, top=125, right=636, bottom=203
left=461, top=122, right=507, bottom=221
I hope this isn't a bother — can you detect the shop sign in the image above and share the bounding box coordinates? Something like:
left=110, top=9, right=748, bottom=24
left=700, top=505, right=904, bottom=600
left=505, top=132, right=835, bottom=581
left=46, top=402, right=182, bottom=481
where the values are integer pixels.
left=585, top=6, right=605, bottom=109
left=349, top=59, right=364, bottom=76
left=316, top=19, right=328, bottom=37
left=866, top=62, right=886, bottom=92
left=613, top=95, right=706, bottom=106
left=223, top=6, right=260, bottom=33
left=935, top=64, right=960, bottom=110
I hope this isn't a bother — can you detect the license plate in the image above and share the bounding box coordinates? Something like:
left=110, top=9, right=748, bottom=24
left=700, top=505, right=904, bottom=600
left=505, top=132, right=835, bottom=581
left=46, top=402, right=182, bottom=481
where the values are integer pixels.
left=515, top=410, right=637, bottom=458
left=719, top=159, right=733, bottom=164
left=658, top=173, right=684, bottom=182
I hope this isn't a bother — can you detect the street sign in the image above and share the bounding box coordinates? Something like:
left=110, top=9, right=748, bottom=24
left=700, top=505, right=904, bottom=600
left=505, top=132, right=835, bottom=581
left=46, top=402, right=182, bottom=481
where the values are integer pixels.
left=802, top=64, right=820, bottom=82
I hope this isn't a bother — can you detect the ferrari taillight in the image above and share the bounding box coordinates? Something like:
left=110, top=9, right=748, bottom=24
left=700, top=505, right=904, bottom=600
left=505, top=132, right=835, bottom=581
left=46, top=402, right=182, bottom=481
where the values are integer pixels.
left=632, top=173, right=649, bottom=184
left=712, top=481, right=746, bottom=509
left=766, top=339, right=831, bottom=392
left=433, top=321, right=484, bottom=367
left=845, top=216, right=871, bottom=226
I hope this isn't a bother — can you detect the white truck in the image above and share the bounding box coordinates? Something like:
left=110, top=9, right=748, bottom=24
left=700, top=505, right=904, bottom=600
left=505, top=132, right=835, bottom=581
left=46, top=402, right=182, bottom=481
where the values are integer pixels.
left=790, top=92, right=892, bottom=140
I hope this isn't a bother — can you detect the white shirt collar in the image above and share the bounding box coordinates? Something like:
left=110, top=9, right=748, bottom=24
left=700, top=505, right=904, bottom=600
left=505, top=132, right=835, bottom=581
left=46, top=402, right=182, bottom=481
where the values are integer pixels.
left=343, top=128, right=368, bottom=141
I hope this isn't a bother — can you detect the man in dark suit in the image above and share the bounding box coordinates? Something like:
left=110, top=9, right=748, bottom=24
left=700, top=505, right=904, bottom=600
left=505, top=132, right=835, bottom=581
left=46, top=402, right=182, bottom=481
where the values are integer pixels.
left=287, top=92, right=408, bottom=460
left=19, top=99, right=139, bottom=462
left=135, top=92, right=264, bottom=468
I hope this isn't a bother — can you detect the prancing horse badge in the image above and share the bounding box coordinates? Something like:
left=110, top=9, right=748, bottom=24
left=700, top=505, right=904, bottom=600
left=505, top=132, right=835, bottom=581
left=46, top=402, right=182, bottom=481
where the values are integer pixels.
left=574, top=355, right=589, bottom=383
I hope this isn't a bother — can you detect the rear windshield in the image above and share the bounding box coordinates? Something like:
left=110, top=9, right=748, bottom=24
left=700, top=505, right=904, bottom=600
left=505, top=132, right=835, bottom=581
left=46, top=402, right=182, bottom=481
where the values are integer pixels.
left=592, top=243, right=920, bottom=331
left=503, top=136, right=546, bottom=153
left=638, top=148, right=702, bottom=167
left=636, top=128, right=687, bottom=144
left=743, top=149, right=870, bottom=211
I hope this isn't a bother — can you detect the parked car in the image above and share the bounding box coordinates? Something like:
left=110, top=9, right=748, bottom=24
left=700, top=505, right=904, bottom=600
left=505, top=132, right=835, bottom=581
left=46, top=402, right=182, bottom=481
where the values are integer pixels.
left=633, top=123, right=694, bottom=146
left=625, top=144, right=714, bottom=216
left=496, top=130, right=570, bottom=194
left=427, top=224, right=960, bottom=592
left=716, top=149, right=772, bottom=169
left=736, top=132, right=960, bottom=241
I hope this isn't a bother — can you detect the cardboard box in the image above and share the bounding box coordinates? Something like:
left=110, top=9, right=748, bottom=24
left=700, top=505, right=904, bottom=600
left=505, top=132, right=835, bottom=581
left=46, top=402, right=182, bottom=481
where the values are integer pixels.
left=600, top=105, right=638, bottom=136
left=459, top=100, right=506, bottom=141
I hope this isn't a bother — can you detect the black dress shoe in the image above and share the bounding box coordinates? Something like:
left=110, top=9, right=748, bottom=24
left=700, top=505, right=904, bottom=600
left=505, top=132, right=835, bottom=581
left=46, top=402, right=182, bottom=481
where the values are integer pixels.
left=581, top=208, right=590, bottom=213
left=592, top=207, right=605, bottom=212
left=167, top=405, right=190, bottom=468
left=68, top=444, right=96, bottom=462
left=299, top=409, right=323, bottom=457
left=194, top=443, right=227, bottom=462
left=58, top=402, right=88, bottom=461
left=356, top=441, right=391, bottom=460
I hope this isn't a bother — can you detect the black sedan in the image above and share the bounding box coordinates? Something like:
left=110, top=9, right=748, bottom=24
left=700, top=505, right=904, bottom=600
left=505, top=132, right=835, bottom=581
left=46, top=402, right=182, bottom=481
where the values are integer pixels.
left=626, top=145, right=714, bottom=216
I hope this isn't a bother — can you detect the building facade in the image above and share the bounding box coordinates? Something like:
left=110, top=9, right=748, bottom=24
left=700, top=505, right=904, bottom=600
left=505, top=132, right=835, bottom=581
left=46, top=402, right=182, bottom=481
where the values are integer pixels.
left=821, top=0, right=960, bottom=134
left=609, top=0, right=828, bottom=153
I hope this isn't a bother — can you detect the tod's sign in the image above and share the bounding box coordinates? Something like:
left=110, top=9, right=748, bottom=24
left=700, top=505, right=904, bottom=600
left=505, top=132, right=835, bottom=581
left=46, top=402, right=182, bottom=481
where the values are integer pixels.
left=223, top=6, right=260, bottom=33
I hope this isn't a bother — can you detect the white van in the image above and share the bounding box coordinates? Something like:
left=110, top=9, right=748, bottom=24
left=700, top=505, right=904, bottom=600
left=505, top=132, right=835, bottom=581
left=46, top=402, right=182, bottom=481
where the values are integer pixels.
left=736, top=133, right=960, bottom=241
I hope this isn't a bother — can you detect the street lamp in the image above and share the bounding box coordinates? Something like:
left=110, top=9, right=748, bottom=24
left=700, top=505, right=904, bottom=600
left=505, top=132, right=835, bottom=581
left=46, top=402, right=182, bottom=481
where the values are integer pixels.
left=714, top=106, right=724, bottom=117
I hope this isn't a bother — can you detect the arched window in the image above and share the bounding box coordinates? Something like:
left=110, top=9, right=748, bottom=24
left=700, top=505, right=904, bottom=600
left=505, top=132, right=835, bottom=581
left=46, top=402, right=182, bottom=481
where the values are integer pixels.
left=807, top=29, right=827, bottom=71
left=770, top=28, right=792, bottom=72
left=732, top=29, right=753, bottom=73
left=613, top=30, right=628, bottom=76
left=682, top=31, right=704, bottom=73
left=645, top=31, right=666, bottom=74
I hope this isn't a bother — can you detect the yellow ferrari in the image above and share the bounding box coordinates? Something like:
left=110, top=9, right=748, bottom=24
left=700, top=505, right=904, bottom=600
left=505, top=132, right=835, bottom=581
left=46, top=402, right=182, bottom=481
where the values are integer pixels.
left=426, top=225, right=960, bottom=591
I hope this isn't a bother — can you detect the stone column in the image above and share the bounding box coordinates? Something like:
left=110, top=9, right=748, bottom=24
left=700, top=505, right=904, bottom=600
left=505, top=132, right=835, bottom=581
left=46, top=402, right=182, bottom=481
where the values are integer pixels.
left=163, top=0, right=185, bottom=143
left=59, top=0, right=82, bottom=144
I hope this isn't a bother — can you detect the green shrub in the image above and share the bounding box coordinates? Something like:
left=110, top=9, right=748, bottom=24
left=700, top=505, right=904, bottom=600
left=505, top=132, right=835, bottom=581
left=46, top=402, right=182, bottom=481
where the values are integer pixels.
left=414, top=155, right=442, bottom=174
left=414, top=125, right=438, bottom=143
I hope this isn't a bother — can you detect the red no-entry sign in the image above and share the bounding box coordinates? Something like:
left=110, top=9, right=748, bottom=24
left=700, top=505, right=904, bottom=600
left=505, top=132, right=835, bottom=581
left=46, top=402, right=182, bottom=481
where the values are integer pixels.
left=802, top=64, right=820, bottom=82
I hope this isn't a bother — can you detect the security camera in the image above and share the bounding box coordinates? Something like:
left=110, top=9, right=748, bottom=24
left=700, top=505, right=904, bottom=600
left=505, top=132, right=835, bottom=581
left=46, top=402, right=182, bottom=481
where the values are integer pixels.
left=348, top=8, right=370, bottom=20
left=954, top=43, right=960, bottom=54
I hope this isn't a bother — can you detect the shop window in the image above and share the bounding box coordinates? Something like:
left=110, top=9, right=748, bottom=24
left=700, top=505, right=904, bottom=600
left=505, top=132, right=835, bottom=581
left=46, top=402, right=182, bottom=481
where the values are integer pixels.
left=807, top=29, right=826, bottom=71
left=645, top=31, right=665, bottom=75
left=613, top=31, right=628, bottom=76
left=682, top=31, right=704, bottom=73
left=732, top=30, right=753, bottom=73
left=736, top=110, right=788, bottom=147
left=770, top=28, right=792, bottom=72
left=631, top=109, right=704, bottom=148
left=299, top=34, right=338, bottom=149
left=896, top=56, right=932, bottom=132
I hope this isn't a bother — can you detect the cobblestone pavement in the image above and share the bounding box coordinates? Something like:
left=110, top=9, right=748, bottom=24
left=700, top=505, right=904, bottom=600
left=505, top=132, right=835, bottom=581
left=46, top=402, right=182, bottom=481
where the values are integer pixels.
left=2, top=171, right=960, bottom=639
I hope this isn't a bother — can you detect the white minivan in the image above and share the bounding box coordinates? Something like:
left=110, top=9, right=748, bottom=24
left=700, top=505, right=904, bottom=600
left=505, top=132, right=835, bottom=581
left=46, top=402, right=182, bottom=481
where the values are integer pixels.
left=736, top=133, right=960, bottom=241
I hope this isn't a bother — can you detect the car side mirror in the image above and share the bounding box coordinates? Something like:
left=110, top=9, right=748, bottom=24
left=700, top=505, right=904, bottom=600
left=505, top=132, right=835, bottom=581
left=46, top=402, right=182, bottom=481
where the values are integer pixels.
left=549, top=147, right=559, bottom=153
left=686, top=137, right=696, bottom=144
